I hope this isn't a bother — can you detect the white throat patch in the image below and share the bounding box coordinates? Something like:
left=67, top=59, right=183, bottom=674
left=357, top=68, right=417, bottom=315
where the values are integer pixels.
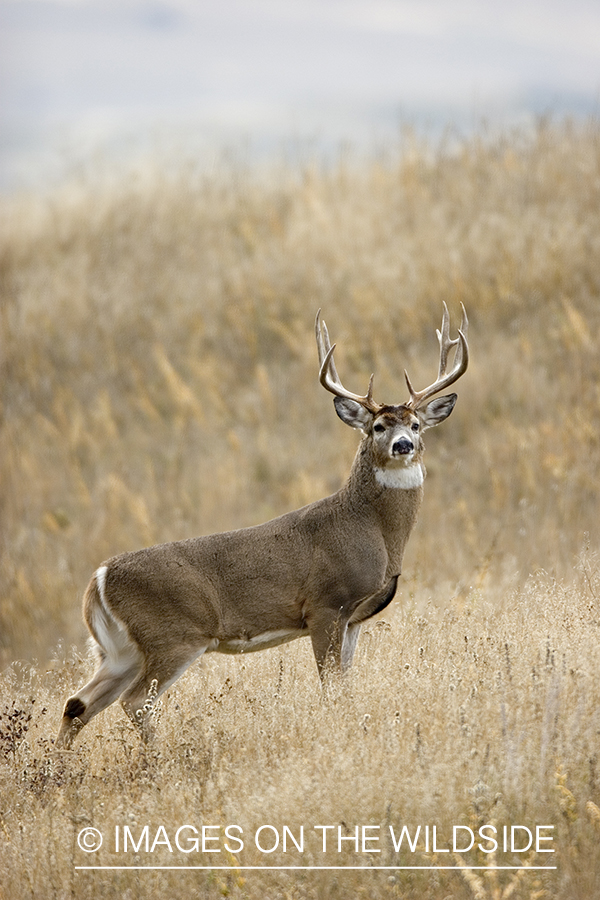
left=375, top=464, right=424, bottom=490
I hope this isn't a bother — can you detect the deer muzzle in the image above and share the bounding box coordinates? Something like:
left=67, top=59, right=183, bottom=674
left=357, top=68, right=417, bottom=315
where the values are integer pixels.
left=392, top=437, right=414, bottom=456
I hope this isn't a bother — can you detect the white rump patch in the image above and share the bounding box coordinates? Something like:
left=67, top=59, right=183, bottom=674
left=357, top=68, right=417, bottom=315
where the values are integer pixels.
left=90, top=565, right=142, bottom=674
left=96, top=565, right=108, bottom=607
left=375, top=464, right=424, bottom=490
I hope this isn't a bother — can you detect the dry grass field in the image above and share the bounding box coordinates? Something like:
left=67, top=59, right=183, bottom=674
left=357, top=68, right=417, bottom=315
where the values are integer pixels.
left=1, top=118, right=600, bottom=898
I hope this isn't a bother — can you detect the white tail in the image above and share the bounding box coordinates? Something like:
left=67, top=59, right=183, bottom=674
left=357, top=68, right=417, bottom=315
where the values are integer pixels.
left=56, top=305, right=468, bottom=749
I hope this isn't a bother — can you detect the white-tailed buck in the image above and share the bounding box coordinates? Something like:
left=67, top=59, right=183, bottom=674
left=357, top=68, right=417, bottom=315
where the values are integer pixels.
left=56, top=305, right=468, bottom=749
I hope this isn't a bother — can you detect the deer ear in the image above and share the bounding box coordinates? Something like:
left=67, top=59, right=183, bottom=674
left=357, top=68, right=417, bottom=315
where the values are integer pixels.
left=333, top=397, right=373, bottom=431
left=418, top=393, right=457, bottom=429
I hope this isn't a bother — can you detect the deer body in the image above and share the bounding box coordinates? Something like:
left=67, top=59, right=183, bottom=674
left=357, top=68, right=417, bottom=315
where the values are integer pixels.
left=56, top=306, right=467, bottom=749
left=95, top=445, right=422, bottom=655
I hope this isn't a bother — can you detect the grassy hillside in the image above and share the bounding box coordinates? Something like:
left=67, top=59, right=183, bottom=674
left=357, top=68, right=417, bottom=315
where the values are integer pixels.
left=1, top=118, right=600, bottom=898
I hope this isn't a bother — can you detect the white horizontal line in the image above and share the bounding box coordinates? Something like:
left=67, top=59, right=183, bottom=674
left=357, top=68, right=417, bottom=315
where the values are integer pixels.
left=76, top=865, right=557, bottom=871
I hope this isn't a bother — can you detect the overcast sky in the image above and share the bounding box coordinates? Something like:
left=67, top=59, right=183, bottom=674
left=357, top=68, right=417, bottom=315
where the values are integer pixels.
left=1, top=0, right=599, bottom=190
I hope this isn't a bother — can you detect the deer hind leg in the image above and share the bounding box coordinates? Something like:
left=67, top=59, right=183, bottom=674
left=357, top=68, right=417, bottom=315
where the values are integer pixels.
left=119, top=645, right=209, bottom=742
left=55, top=634, right=143, bottom=750
left=55, top=571, right=143, bottom=749
left=56, top=647, right=142, bottom=749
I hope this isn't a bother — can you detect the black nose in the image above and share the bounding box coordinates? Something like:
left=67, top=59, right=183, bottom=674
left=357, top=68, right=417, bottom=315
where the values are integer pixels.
left=392, top=437, right=414, bottom=455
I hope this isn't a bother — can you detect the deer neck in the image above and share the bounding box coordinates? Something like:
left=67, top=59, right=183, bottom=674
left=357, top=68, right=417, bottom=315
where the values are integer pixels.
left=342, top=438, right=425, bottom=578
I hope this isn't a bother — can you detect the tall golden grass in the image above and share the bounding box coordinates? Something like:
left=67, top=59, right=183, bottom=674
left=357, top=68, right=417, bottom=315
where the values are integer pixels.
left=1, top=118, right=600, bottom=898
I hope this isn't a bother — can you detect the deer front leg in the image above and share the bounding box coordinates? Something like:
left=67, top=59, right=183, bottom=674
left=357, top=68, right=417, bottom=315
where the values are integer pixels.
left=340, top=622, right=361, bottom=672
left=307, top=607, right=352, bottom=682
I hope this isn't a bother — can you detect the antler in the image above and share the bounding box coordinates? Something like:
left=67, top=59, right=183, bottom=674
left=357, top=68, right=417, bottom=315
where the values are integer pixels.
left=315, top=310, right=382, bottom=414
left=404, top=303, right=469, bottom=410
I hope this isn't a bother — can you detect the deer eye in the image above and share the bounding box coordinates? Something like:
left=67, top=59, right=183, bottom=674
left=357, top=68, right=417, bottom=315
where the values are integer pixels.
left=373, top=423, right=385, bottom=433
left=411, top=422, right=420, bottom=432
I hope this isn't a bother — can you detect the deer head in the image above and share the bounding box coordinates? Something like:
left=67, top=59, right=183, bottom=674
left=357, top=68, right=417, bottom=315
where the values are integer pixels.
left=315, top=303, right=468, bottom=482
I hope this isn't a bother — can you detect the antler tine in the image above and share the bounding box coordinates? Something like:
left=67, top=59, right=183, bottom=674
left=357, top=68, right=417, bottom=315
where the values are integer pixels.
left=315, top=310, right=381, bottom=414
left=315, top=308, right=340, bottom=384
left=436, top=302, right=452, bottom=378
left=405, top=303, right=469, bottom=410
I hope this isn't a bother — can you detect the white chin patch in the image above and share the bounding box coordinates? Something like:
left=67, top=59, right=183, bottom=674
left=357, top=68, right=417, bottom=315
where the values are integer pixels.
left=375, top=464, right=424, bottom=490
